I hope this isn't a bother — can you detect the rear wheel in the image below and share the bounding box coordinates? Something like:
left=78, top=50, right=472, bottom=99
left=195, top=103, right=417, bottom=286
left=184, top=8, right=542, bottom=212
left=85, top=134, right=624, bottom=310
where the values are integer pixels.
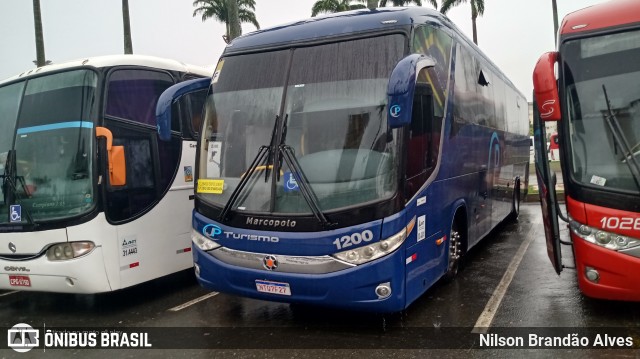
left=509, top=178, right=521, bottom=221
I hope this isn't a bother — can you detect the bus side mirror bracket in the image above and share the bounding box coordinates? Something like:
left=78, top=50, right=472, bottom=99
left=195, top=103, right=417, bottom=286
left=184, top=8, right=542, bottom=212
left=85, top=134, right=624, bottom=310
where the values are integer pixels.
left=96, top=126, right=126, bottom=186
left=533, top=51, right=561, bottom=121
left=156, top=77, right=211, bottom=141
left=387, top=54, right=436, bottom=128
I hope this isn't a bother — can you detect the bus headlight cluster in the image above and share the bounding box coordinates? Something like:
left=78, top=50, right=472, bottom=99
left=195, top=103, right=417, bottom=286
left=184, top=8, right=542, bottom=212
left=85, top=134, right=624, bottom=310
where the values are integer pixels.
left=46, top=242, right=95, bottom=261
left=191, top=229, right=220, bottom=251
left=569, top=219, right=640, bottom=251
left=332, top=228, right=406, bottom=265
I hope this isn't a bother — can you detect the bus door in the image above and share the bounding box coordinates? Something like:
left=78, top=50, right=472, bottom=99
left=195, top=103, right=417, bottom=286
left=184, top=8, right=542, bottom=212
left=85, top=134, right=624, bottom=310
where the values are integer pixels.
left=533, top=52, right=563, bottom=274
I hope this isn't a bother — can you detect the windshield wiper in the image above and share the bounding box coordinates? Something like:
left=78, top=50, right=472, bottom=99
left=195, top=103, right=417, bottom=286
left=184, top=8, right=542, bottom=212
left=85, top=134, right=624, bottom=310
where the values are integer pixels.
left=602, top=85, right=640, bottom=192
left=1, top=150, right=37, bottom=227
left=279, top=145, right=334, bottom=228
left=218, top=115, right=281, bottom=222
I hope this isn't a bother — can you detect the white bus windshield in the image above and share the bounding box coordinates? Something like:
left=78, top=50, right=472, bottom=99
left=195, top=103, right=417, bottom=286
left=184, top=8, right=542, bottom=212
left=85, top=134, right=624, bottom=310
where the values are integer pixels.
left=198, top=34, right=405, bottom=215
left=0, top=70, right=97, bottom=223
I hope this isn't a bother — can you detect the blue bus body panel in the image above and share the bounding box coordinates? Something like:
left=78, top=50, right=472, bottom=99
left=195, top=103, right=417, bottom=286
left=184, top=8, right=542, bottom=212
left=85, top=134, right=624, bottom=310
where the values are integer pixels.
left=225, top=8, right=445, bottom=54
left=193, top=210, right=413, bottom=312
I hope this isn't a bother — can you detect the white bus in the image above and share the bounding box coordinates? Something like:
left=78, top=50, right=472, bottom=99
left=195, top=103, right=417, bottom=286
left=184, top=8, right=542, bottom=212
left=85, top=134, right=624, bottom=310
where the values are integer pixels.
left=0, top=55, right=210, bottom=293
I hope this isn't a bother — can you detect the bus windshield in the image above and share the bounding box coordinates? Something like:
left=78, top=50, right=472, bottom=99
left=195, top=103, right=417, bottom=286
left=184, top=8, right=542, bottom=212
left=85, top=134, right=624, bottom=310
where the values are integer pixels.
left=198, top=34, right=405, bottom=215
left=0, top=69, right=97, bottom=223
left=562, top=29, right=640, bottom=194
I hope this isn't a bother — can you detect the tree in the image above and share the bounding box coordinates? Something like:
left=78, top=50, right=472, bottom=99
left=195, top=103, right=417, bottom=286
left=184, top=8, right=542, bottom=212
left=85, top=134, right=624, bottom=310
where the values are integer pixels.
left=122, top=0, right=133, bottom=54
left=379, top=0, right=438, bottom=8
left=367, top=0, right=377, bottom=9
left=32, top=0, right=46, bottom=67
left=227, top=0, right=241, bottom=41
left=312, top=0, right=367, bottom=16
left=193, top=0, right=260, bottom=43
left=552, top=0, right=559, bottom=45
left=440, top=0, right=484, bottom=45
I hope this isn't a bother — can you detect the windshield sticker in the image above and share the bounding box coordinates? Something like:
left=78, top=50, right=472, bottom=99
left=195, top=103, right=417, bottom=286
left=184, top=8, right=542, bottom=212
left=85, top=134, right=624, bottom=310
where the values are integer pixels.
left=283, top=172, right=299, bottom=192
left=198, top=179, right=224, bottom=194
left=212, top=60, right=224, bottom=84
left=9, top=205, right=21, bottom=223
left=590, top=175, right=607, bottom=186
left=207, top=141, right=222, bottom=178
left=184, top=166, right=193, bottom=182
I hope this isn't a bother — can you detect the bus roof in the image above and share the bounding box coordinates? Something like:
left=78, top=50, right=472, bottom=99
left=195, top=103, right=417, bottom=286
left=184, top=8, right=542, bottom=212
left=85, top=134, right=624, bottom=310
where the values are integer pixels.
left=226, top=7, right=451, bottom=54
left=560, top=0, right=640, bottom=36
left=1, top=54, right=212, bottom=84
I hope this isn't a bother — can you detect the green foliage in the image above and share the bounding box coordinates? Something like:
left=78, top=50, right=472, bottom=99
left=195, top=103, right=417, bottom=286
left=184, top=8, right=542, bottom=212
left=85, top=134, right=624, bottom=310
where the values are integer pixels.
left=192, top=0, right=260, bottom=40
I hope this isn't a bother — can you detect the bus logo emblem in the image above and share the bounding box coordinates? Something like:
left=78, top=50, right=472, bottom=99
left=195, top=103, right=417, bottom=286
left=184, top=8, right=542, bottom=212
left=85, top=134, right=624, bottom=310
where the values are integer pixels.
left=263, top=255, right=278, bottom=271
left=8, top=242, right=16, bottom=253
left=390, top=105, right=401, bottom=118
left=202, top=224, right=223, bottom=240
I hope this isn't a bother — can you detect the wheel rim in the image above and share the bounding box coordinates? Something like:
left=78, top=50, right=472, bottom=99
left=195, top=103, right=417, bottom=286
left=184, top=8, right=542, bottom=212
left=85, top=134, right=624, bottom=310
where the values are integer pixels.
left=449, top=229, right=461, bottom=272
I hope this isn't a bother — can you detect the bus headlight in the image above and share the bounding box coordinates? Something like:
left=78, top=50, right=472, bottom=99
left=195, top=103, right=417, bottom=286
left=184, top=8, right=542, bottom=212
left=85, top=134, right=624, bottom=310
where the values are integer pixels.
left=332, top=228, right=406, bottom=265
left=569, top=218, right=640, bottom=251
left=46, top=242, right=95, bottom=261
left=191, top=229, right=220, bottom=251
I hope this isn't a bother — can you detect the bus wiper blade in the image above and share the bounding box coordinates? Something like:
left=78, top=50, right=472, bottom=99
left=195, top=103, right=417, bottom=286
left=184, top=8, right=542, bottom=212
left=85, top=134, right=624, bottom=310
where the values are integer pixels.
left=602, top=85, right=640, bottom=192
left=279, top=145, right=334, bottom=228
left=219, top=145, right=270, bottom=222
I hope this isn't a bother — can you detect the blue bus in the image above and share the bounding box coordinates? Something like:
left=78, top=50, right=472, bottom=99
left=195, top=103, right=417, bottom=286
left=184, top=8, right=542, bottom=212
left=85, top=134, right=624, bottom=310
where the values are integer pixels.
left=157, top=7, right=529, bottom=312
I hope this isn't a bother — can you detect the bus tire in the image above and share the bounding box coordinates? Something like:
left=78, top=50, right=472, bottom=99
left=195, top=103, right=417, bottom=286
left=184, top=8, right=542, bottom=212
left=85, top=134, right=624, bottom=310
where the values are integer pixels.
left=508, top=177, right=521, bottom=221
left=443, top=213, right=465, bottom=282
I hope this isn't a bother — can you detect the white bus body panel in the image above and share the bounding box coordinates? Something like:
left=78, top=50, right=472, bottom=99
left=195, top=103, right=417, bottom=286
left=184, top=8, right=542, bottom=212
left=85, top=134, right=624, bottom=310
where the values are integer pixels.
left=0, top=141, right=197, bottom=293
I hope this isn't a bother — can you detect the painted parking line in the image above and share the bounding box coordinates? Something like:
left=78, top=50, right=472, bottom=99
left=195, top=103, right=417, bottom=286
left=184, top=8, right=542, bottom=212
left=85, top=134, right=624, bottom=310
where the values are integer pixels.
left=168, top=292, right=219, bottom=312
left=0, top=291, right=19, bottom=297
left=472, top=225, right=537, bottom=334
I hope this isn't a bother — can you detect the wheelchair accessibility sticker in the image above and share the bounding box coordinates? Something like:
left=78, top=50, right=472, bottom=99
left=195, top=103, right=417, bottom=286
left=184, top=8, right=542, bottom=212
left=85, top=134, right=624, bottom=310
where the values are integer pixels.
left=283, top=172, right=299, bottom=192
left=10, top=205, right=21, bottom=223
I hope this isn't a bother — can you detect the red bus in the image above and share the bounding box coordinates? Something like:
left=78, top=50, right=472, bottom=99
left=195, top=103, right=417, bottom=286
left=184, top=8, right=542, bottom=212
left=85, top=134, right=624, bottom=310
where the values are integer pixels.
left=533, top=0, right=640, bottom=301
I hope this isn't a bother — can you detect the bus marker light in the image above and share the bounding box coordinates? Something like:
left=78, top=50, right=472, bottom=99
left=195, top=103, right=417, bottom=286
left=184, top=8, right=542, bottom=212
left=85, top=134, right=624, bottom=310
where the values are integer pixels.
left=435, top=236, right=446, bottom=246
left=406, top=253, right=417, bottom=265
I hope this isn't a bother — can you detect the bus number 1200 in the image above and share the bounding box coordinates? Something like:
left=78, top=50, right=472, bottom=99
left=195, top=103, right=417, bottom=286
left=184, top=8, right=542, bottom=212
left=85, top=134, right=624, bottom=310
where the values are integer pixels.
left=333, top=230, right=374, bottom=250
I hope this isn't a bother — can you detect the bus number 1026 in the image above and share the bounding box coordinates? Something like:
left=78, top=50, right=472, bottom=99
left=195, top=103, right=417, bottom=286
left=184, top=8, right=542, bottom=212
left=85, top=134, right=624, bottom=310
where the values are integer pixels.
left=600, top=217, right=640, bottom=231
left=333, top=230, right=374, bottom=250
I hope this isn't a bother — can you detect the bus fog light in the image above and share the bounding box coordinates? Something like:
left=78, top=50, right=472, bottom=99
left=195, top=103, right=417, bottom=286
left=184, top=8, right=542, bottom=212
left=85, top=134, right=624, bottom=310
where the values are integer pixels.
left=375, top=282, right=392, bottom=299
left=47, top=242, right=95, bottom=261
left=585, top=267, right=599, bottom=283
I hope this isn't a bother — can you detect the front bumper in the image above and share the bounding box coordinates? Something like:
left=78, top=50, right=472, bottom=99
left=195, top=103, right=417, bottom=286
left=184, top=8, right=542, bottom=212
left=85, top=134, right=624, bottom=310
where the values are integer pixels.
left=0, top=246, right=112, bottom=293
left=193, top=244, right=407, bottom=313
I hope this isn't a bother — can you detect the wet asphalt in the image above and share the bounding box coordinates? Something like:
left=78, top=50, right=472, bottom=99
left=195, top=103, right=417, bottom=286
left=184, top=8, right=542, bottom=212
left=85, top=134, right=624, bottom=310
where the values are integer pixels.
left=1, top=203, right=639, bottom=358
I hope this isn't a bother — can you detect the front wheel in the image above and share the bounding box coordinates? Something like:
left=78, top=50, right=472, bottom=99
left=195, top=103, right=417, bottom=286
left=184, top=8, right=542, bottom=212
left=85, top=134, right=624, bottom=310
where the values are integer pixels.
left=443, top=219, right=463, bottom=282
left=508, top=178, right=521, bottom=221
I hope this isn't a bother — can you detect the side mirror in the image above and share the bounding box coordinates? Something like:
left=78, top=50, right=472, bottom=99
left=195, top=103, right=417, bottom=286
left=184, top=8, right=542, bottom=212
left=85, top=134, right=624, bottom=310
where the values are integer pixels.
left=156, top=77, right=211, bottom=141
left=387, top=54, right=436, bottom=128
left=533, top=52, right=561, bottom=121
left=96, top=126, right=126, bottom=186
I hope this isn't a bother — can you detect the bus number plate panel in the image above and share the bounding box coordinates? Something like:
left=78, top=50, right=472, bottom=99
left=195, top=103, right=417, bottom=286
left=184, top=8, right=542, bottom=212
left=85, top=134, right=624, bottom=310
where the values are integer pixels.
left=255, top=280, right=291, bottom=296
left=9, top=275, right=31, bottom=287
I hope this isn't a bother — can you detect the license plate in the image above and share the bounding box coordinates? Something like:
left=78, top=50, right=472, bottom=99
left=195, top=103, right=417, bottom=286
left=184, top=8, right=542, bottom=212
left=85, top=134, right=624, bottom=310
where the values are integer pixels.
left=255, top=279, right=291, bottom=296
left=9, top=275, right=31, bottom=287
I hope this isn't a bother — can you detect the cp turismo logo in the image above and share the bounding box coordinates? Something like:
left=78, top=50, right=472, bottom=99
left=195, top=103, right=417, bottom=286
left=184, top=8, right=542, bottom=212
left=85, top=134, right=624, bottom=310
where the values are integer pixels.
left=7, top=323, right=39, bottom=353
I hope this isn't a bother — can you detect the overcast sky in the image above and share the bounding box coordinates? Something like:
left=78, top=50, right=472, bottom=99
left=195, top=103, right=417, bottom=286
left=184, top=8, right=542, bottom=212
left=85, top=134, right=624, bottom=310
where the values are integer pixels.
left=0, top=0, right=606, bottom=100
